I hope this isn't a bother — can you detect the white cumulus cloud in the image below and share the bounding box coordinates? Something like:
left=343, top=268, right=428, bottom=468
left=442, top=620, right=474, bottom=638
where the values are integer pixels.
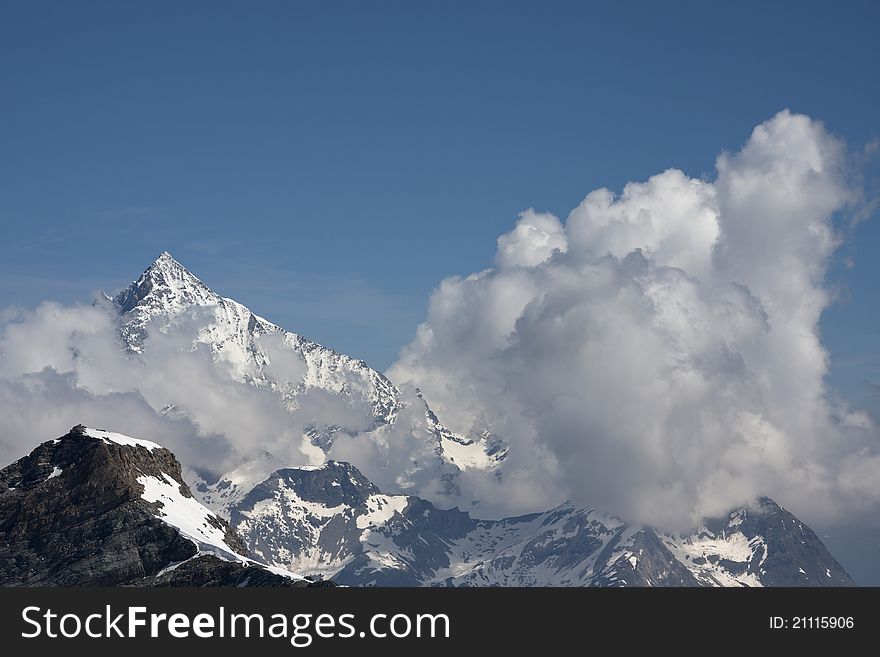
left=389, top=110, right=879, bottom=529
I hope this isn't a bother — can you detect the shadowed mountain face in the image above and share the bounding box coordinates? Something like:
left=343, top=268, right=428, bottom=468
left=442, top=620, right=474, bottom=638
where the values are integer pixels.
left=683, top=498, right=856, bottom=587
left=0, top=426, right=324, bottom=587
left=230, top=462, right=856, bottom=588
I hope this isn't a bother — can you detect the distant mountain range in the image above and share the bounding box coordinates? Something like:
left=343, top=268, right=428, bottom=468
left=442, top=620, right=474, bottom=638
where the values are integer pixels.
left=0, top=254, right=858, bottom=586
left=230, top=459, right=854, bottom=587
left=0, top=426, right=854, bottom=587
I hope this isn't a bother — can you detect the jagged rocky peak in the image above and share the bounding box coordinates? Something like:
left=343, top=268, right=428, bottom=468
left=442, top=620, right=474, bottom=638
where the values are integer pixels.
left=0, top=424, right=191, bottom=507
left=0, top=425, right=322, bottom=587
left=674, top=496, right=855, bottom=587
left=112, top=251, right=276, bottom=357
left=258, top=462, right=381, bottom=508
left=115, top=251, right=216, bottom=314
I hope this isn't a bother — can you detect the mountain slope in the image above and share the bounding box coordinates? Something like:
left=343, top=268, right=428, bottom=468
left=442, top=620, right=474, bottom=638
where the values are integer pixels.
left=229, top=461, right=855, bottom=587
left=660, top=499, right=855, bottom=587
left=0, top=425, right=319, bottom=587
left=115, top=252, right=402, bottom=425
left=112, top=252, right=505, bottom=513
left=231, top=462, right=476, bottom=586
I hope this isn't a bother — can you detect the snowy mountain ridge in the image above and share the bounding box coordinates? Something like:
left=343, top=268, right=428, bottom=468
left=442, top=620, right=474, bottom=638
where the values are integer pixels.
left=115, top=252, right=402, bottom=423
left=229, top=460, right=855, bottom=587
left=111, top=252, right=506, bottom=514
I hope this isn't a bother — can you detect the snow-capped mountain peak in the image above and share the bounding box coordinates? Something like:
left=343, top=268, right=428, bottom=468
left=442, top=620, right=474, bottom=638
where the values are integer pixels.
left=116, top=251, right=222, bottom=315
left=114, top=252, right=280, bottom=360
left=109, top=253, right=506, bottom=514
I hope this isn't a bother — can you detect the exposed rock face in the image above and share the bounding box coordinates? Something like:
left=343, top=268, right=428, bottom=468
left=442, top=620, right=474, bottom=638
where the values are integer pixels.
left=662, top=498, right=856, bottom=587
left=231, top=462, right=475, bottom=586
left=0, top=426, right=320, bottom=587
left=230, top=462, right=856, bottom=588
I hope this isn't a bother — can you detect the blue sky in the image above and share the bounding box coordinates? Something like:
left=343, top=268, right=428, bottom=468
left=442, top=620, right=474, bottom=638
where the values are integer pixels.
left=1, top=0, right=878, bottom=400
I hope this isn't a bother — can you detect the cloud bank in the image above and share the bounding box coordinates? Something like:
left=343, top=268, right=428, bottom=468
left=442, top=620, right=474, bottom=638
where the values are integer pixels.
left=389, top=110, right=880, bottom=528
left=0, top=300, right=278, bottom=477
left=0, top=298, right=459, bottom=507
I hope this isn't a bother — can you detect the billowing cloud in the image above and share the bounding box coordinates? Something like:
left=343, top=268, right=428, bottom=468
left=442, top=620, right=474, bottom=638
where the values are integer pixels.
left=496, top=209, right=568, bottom=268
left=389, top=110, right=879, bottom=528
left=0, top=298, right=463, bottom=510
left=0, top=299, right=366, bottom=481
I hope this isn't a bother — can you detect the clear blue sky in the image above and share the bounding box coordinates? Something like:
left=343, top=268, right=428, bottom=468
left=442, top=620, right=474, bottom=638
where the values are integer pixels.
left=1, top=0, right=878, bottom=407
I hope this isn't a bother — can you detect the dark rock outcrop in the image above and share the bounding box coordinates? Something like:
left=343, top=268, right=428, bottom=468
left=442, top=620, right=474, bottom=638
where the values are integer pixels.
left=0, top=426, right=323, bottom=587
left=691, top=497, right=855, bottom=586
